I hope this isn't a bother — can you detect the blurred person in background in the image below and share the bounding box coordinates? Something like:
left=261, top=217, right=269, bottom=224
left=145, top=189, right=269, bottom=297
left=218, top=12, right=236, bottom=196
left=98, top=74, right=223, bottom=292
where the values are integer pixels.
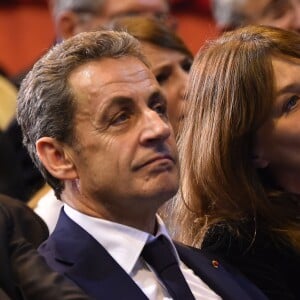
left=50, top=0, right=175, bottom=43
left=212, top=0, right=300, bottom=32
left=0, top=66, right=22, bottom=200
left=0, top=71, right=16, bottom=131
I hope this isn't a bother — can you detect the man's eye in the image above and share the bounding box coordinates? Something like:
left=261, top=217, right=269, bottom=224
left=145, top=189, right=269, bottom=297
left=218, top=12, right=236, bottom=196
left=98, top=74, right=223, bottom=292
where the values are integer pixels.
left=284, top=95, right=299, bottom=112
left=111, top=112, right=130, bottom=125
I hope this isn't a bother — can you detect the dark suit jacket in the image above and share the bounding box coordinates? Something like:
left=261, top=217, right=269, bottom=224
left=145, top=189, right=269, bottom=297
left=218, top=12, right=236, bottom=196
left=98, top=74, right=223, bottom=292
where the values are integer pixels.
left=2, top=119, right=45, bottom=201
left=202, top=221, right=300, bottom=300
left=39, top=210, right=267, bottom=300
left=0, top=131, right=27, bottom=200
left=0, top=194, right=89, bottom=300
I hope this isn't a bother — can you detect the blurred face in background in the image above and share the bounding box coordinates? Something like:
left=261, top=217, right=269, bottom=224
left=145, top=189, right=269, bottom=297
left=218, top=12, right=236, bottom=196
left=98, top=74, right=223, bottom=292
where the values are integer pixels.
left=141, top=42, right=192, bottom=135
left=70, top=0, right=172, bottom=37
left=102, top=0, right=170, bottom=21
left=240, top=0, right=300, bottom=33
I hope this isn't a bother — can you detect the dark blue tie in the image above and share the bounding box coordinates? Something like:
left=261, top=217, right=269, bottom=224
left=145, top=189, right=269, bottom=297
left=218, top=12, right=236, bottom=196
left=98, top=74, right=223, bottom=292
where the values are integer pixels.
left=141, top=235, right=195, bottom=300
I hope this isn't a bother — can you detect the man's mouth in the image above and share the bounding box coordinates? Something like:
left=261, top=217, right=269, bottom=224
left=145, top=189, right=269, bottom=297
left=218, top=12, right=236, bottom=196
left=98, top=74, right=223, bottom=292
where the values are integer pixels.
left=133, top=154, right=175, bottom=171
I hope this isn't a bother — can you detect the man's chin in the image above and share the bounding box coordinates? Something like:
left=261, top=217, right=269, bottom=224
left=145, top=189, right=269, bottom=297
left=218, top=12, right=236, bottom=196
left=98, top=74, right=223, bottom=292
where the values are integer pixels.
left=145, top=177, right=179, bottom=203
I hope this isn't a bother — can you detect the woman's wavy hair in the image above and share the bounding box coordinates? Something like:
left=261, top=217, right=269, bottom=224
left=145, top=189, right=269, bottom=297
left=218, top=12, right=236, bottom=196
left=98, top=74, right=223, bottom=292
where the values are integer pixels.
left=170, top=25, right=300, bottom=250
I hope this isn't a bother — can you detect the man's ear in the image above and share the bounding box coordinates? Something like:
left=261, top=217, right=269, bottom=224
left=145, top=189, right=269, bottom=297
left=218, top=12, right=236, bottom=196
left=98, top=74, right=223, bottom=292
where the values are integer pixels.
left=56, top=11, right=80, bottom=40
left=36, top=137, right=78, bottom=180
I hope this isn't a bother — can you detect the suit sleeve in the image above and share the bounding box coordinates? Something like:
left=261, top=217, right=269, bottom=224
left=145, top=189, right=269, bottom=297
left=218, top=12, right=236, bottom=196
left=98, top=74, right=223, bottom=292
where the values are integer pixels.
left=0, top=194, right=91, bottom=300
left=10, top=238, right=91, bottom=300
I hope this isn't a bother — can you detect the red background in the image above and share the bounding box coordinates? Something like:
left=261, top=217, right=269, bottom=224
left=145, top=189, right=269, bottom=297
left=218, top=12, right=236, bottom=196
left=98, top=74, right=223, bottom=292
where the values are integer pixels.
left=0, top=0, right=219, bottom=76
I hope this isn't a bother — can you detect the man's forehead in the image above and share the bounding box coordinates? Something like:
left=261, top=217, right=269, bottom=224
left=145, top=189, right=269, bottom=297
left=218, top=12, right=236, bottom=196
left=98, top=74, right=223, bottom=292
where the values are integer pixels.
left=69, top=57, right=160, bottom=105
left=94, top=69, right=162, bottom=105
left=69, top=57, right=153, bottom=85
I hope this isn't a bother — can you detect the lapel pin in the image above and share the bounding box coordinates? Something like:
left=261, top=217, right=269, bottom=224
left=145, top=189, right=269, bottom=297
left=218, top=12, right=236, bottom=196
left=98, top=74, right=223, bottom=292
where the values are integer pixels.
left=212, top=260, right=219, bottom=268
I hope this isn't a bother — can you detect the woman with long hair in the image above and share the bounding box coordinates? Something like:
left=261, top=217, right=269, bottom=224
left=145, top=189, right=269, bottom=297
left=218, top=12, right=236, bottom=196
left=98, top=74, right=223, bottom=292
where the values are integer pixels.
left=171, top=25, right=300, bottom=299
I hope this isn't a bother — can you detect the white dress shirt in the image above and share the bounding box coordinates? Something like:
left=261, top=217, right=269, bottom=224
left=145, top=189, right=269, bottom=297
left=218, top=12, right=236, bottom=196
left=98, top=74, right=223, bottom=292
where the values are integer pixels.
left=64, top=204, right=221, bottom=299
left=34, top=189, right=63, bottom=233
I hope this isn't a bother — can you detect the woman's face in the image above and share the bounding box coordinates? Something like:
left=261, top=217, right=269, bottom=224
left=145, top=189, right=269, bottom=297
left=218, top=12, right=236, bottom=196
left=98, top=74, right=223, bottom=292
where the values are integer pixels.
left=254, top=56, right=300, bottom=193
left=141, top=42, right=192, bottom=135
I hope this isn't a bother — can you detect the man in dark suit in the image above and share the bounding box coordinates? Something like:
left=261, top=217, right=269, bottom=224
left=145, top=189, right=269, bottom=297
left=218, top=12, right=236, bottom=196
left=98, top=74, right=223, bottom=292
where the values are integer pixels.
left=17, top=30, right=266, bottom=300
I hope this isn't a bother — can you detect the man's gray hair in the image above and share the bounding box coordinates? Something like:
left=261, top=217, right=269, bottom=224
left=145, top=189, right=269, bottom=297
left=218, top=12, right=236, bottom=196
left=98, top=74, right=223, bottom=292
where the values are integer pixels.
left=17, top=30, right=148, bottom=199
left=211, top=0, right=247, bottom=30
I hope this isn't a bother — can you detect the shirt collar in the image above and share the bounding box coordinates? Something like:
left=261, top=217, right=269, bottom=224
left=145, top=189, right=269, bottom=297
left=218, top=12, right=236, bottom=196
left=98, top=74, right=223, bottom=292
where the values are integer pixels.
left=64, top=204, right=178, bottom=274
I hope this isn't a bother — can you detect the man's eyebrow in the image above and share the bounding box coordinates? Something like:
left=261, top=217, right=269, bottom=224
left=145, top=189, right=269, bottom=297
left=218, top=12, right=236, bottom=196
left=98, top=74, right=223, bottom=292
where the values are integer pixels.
left=105, top=96, right=133, bottom=105
left=148, top=90, right=167, bottom=104
left=99, top=90, right=166, bottom=115
left=97, top=96, right=133, bottom=116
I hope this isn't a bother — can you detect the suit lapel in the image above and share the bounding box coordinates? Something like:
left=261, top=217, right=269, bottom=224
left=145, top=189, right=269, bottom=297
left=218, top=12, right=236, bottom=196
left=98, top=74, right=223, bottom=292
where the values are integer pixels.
left=176, top=243, right=267, bottom=300
left=44, top=211, right=267, bottom=300
left=47, top=210, right=147, bottom=300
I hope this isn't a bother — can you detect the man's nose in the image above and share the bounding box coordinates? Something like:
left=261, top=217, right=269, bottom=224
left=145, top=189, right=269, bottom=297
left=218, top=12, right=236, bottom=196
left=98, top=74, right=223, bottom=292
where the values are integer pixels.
left=139, top=110, right=171, bottom=145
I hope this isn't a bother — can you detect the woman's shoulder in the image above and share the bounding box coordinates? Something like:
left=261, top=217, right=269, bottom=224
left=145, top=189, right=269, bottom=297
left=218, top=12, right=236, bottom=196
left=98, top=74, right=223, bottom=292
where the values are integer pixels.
left=201, top=221, right=300, bottom=299
left=201, top=221, right=260, bottom=256
left=202, top=220, right=299, bottom=258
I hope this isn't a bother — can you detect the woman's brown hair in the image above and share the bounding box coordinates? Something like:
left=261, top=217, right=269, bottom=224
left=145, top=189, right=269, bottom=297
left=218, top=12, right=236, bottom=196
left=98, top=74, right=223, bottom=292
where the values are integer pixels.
left=170, top=25, right=300, bottom=250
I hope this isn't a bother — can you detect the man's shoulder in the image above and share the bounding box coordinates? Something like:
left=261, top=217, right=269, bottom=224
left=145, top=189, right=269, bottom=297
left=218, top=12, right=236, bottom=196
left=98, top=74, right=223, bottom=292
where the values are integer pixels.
left=38, top=210, right=104, bottom=263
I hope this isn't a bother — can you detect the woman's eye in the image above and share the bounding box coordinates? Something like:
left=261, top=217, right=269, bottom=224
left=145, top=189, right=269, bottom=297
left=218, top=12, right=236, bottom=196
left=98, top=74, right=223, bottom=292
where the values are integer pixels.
left=153, top=103, right=167, bottom=117
left=284, top=95, right=299, bottom=112
left=181, top=58, right=192, bottom=72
